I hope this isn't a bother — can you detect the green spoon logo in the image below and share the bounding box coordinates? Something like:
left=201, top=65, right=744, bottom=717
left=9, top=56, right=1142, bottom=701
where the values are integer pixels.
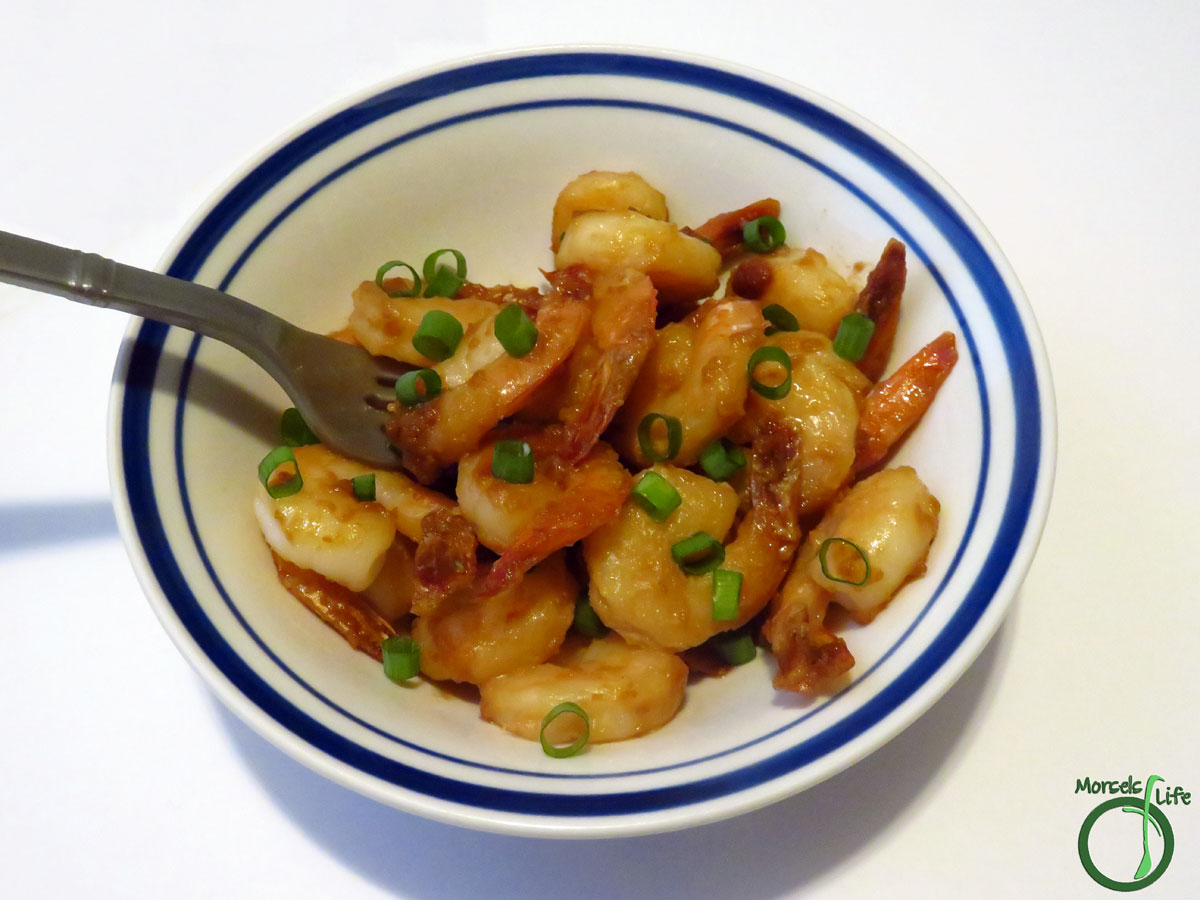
left=1078, top=774, right=1175, bottom=891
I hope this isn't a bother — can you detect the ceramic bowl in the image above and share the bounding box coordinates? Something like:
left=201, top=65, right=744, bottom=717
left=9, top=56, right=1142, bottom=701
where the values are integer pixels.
left=109, top=47, right=1055, bottom=838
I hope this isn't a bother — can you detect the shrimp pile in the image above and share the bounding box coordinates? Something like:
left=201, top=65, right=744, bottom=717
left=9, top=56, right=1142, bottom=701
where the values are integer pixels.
left=253, top=170, right=958, bottom=754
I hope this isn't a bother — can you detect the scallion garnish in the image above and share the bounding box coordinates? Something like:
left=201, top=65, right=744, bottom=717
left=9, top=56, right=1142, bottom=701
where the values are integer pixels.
left=832, top=312, right=876, bottom=362
left=351, top=473, right=376, bottom=501
left=280, top=407, right=320, bottom=447
left=711, top=631, right=756, bottom=665
left=381, top=635, right=421, bottom=682
left=630, top=470, right=682, bottom=521
left=747, top=345, right=792, bottom=400
left=698, top=439, right=747, bottom=481
left=818, top=537, right=871, bottom=586
left=422, top=248, right=467, bottom=298
left=573, top=595, right=608, bottom=638
left=711, top=568, right=743, bottom=621
left=491, top=439, right=535, bottom=484
left=671, top=532, right=726, bottom=576
left=636, top=413, right=683, bottom=462
left=395, top=368, right=442, bottom=406
left=540, top=701, right=590, bottom=758
left=374, top=260, right=422, bottom=298
left=742, top=215, right=786, bottom=253
left=412, top=309, right=463, bottom=361
left=257, top=445, right=303, bottom=499
left=762, top=303, right=799, bottom=335
left=494, top=303, right=538, bottom=357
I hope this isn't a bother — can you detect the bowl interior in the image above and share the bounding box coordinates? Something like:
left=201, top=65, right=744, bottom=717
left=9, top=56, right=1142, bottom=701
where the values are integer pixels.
left=114, top=50, right=1050, bottom=836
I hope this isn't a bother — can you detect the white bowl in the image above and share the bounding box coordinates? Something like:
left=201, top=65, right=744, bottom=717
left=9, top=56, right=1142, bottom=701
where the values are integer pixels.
left=109, top=47, right=1055, bottom=838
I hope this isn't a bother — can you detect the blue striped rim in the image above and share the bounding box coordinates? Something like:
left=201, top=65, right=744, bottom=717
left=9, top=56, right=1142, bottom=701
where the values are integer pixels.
left=120, top=51, right=1041, bottom=818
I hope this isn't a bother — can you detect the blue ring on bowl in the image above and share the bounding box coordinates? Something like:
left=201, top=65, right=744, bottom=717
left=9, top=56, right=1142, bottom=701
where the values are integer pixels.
left=173, top=97, right=984, bottom=778
left=120, top=51, right=1041, bottom=817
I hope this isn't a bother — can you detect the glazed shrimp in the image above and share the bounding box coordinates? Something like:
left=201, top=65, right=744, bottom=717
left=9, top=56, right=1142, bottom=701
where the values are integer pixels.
left=611, top=299, right=763, bottom=468
left=386, top=275, right=591, bottom=483
left=457, top=434, right=632, bottom=596
left=852, top=239, right=907, bottom=382
left=585, top=420, right=802, bottom=651
left=479, top=634, right=688, bottom=744
left=855, top=331, right=958, bottom=471
left=550, top=171, right=669, bottom=253
left=761, top=570, right=854, bottom=695
left=349, top=279, right=499, bottom=367
left=727, top=247, right=859, bottom=338
left=413, top=553, right=577, bottom=685
left=555, top=210, right=721, bottom=311
left=730, top=331, right=871, bottom=516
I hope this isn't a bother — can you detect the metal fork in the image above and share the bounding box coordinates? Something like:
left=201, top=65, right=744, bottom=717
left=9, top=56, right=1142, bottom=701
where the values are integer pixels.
left=0, top=230, right=406, bottom=467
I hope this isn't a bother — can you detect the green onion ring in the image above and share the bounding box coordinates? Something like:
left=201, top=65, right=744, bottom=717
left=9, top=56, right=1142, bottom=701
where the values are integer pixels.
left=395, top=369, right=442, bottom=406
left=491, top=439, right=535, bottom=484
left=671, top=532, right=726, bottom=576
left=257, top=445, right=303, bottom=499
left=381, top=635, right=421, bottom=682
left=630, top=470, right=682, bottom=521
left=374, top=260, right=422, bottom=298
left=747, top=345, right=792, bottom=400
left=818, top=537, right=871, bottom=586
left=761, top=303, right=799, bottom=335
left=280, top=407, right=320, bottom=447
left=711, top=568, right=743, bottom=621
left=832, top=312, right=877, bottom=362
left=573, top=595, right=609, bottom=639
left=742, top=215, right=786, bottom=253
left=494, top=303, right=539, bottom=357
left=540, top=701, right=590, bottom=758
left=636, top=413, right=683, bottom=462
left=698, top=439, right=747, bottom=482
left=711, top=631, right=757, bottom=665
left=351, top=473, right=376, bottom=501
left=422, top=248, right=467, bottom=298
left=411, top=309, right=463, bottom=361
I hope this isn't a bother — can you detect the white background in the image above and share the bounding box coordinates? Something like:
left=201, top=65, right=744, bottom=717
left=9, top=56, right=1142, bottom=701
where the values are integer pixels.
left=1, top=1, right=1197, bottom=897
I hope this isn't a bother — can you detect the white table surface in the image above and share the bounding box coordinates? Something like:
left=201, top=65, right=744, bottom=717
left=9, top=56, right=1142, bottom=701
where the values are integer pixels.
left=3, top=2, right=1198, bottom=897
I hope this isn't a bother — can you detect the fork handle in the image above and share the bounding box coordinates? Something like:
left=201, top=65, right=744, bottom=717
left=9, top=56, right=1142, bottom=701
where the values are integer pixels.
left=0, top=229, right=296, bottom=375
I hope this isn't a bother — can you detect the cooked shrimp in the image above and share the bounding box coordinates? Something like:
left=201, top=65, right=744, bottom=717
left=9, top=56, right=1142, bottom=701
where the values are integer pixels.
left=361, top=536, right=418, bottom=622
left=413, top=553, right=577, bottom=685
left=349, top=279, right=499, bottom=367
left=730, top=331, right=871, bottom=515
left=728, top=247, right=858, bottom=338
left=551, top=171, right=669, bottom=252
left=611, top=299, right=763, bottom=467
left=479, top=634, right=688, bottom=744
left=855, top=331, right=958, bottom=471
left=271, top=552, right=396, bottom=660
left=386, top=275, right=591, bottom=483
left=585, top=421, right=803, bottom=651
left=764, top=465, right=939, bottom=693
left=555, top=210, right=721, bottom=310
left=690, top=198, right=782, bottom=260
left=853, top=239, right=907, bottom=382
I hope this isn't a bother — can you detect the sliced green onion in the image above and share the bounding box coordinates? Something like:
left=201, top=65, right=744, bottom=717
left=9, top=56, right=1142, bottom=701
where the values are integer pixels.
left=257, top=445, right=303, bottom=499
left=491, top=439, right=535, bottom=484
left=698, top=439, right=747, bottom=482
left=395, top=368, right=442, bottom=406
left=711, top=568, right=743, bottom=621
left=711, top=631, right=756, bottom=665
left=671, top=532, right=726, bottom=576
left=494, top=303, right=538, bottom=357
left=762, top=303, right=799, bottom=336
left=832, top=312, right=877, bottom=362
left=636, top=413, right=683, bottom=462
left=374, top=260, right=422, bottom=298
left=351, top=473, right=376, bottom=501
left=573, top=595, right=609, bottom=638
left=412, top=309, right=463, bottom=361
left=381, top=635, right=420, bottom=682
left=422, top=248, right=467, bottom=298
left=280, top=407, right=320, bottom=447
left=630, top=470, right=682, bottom=521
left=747, top=345, right=792, bottom=400
left=742, top=215, right=786, bottom=253
left=818, top=537, right=871, bottom=586
left=540, top=701, right=590, bottom=758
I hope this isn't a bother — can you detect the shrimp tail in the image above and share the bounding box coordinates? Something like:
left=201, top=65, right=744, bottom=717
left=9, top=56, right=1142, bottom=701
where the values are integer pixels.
left=854, top=239, right=906, bottom=382
left=413, top=508, right=478, bottom=615
left=854, top=331, right=958, bottom=471
left=481, top=455, right=632, bottom=597
left=271, top=552, right=396, bottom=659
left=690, top=198, right=783, bottom=260
left=762, top=578, right=855, bottom=694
